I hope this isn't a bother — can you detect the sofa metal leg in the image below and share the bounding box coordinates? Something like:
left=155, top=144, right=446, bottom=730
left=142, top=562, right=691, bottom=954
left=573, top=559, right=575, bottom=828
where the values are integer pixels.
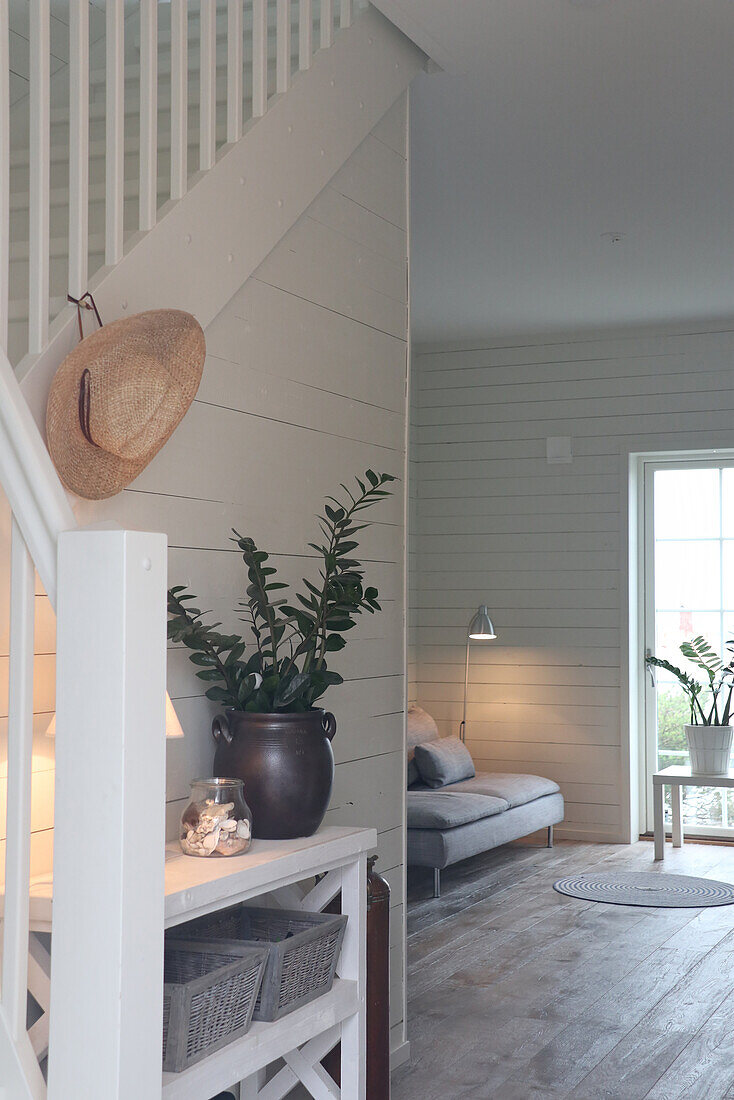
left=433, top=868, right=441, bottom=898
left=547, top=825, right=554, bottom=849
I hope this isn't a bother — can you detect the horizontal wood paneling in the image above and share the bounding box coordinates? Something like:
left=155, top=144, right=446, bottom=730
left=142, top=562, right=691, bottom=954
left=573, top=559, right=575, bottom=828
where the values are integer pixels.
left=412, top=322, right=734, bottom=843
left=0, top=95, right=409, bottom=1038
left=149, top=100, right=409, bottom=1035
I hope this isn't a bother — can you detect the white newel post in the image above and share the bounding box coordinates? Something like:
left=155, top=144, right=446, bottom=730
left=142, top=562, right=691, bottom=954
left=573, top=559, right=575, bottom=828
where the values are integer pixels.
left=48, top=529, right=167, bottom=1098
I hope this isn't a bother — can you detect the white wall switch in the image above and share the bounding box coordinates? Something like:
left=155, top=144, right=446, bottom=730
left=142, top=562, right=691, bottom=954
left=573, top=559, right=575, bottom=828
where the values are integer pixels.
left=546, top=436, right=573, bottom=464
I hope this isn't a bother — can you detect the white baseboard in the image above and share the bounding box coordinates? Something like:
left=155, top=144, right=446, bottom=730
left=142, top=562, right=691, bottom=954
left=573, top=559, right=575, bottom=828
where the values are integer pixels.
left=390, top=1039, right=411, bottom=1072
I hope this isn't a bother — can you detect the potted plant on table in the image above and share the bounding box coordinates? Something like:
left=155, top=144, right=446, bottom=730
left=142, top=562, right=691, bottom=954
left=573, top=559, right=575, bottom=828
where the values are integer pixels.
left=646, top=635, right=734, bottom=776
left=168, top=470, right=395, bottom=839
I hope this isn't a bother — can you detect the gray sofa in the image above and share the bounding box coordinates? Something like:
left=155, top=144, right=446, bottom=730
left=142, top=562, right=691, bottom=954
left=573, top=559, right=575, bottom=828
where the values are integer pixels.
left=407, top=706, right=565, bottom=897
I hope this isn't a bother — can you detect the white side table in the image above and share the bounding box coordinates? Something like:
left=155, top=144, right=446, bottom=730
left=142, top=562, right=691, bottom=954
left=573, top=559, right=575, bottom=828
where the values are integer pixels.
left=653, top=765, right=734, bottom=860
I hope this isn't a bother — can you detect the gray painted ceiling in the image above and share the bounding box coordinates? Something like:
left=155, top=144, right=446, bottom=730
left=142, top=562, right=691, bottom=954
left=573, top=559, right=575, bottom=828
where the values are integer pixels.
left=406, top=0, right=734, bottom=343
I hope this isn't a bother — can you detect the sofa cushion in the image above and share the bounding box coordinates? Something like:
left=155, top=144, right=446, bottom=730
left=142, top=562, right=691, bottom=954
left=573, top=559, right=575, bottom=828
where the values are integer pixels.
left=407, top=705, right=440, bottom=786
left=407, top=792, right=565, bottom=869
left=414, top=736, right=476, bottom=788
left=407, top=790, right=508, bottom=830
left=448, top=772, right=560, bottom=809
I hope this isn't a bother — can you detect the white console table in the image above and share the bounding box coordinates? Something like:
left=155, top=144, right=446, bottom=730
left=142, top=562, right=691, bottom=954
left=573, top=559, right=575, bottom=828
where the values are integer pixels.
left=653, top=766, right=734, bottom=861
left=5, top=824, right=376, bottom=1099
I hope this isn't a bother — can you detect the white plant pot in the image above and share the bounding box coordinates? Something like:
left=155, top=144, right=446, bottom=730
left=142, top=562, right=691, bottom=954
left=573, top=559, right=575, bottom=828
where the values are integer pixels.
left=685, top=724, right=734, bottom=777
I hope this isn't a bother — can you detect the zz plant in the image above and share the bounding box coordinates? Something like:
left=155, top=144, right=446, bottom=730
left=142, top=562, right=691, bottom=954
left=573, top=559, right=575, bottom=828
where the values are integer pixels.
left=168, top=470, right=395, bottom=713
left=646, top=635, right=734, bottom=726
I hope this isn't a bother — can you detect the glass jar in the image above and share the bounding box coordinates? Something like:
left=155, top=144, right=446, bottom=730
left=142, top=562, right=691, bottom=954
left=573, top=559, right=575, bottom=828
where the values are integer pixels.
left=179, top=777, right=253, bottom=857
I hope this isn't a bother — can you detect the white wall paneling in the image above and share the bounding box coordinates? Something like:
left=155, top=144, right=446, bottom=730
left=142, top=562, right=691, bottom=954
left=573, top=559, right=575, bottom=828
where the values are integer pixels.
left=411, top=322, right=734, bottom=843
left=16, top=94, right=411, bottom=1054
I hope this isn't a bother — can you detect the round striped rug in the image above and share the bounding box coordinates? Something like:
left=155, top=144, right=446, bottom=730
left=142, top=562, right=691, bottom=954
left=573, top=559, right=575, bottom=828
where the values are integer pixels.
left=553, top=871, right=734, bottom=907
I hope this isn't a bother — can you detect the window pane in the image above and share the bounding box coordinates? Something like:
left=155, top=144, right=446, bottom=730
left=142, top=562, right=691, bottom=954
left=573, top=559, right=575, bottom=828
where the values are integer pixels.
left=682, top=787, right=724, bottom=827
left=654, top=468, right=719, bottom=539
left=656, top=684, right=689, bottom=766
left=655, top=611, right=722, bottom=671
left=655, top=541, right=720, bottom=611
left=721, top=469, right=734, bottom=537
left=721, top=544, right=734, bottom=607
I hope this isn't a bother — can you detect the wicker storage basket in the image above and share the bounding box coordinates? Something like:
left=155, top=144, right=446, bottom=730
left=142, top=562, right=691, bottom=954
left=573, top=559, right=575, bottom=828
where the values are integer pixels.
left=169, top=905, right=348, bottom=1022
left=162, top=940, right=268, bottom=1072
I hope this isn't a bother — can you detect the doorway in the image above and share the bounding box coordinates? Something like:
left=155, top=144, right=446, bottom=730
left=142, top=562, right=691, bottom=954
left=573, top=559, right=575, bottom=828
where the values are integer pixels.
left=641, top=455, right=734, bottom=836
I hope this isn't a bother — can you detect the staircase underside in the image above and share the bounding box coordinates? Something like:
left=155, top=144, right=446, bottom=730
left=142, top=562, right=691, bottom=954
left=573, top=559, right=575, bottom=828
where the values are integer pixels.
left=19, top=5, right=425, bottom=430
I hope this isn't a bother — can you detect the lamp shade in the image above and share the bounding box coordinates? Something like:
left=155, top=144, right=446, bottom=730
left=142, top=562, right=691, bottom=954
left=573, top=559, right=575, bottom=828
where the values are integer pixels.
left=165, top=693, right=186, bottom=739
left=46, top=692, right=185, bottom=739
left=468, top=605, right=496, bottom=640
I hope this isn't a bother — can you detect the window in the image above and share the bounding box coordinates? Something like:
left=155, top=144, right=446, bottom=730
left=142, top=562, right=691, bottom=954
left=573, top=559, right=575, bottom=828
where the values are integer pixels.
left=643, top=457, right=734, bottom=835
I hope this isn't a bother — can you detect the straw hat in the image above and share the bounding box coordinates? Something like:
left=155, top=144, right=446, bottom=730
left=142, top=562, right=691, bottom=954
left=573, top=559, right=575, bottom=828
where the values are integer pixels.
left=46, top=308, right=205, bottom=500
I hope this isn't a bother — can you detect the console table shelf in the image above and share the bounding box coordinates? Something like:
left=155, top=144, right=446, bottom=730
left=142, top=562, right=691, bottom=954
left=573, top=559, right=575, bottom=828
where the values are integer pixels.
left=3, top=825, right=375, bottom=1099
left=162, top=978, right=358, bottom=1100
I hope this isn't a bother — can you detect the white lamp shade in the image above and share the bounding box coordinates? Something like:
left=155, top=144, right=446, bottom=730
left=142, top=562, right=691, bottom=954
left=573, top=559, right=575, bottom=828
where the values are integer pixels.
left=165, top=693, right=186, bottom=739
left=46, top=692, right=185, bottom=739
left=468, top=605, right=496, bottom=640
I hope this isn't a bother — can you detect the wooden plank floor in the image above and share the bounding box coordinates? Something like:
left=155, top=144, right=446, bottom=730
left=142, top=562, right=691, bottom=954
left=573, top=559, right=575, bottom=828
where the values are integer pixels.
left=392, top=839, right=734, bottom=1099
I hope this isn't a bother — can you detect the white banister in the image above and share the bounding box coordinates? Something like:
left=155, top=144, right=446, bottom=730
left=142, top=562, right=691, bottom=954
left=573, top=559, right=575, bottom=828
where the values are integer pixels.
left=252, top=0, right=267, bottom=117
left=321, top=0, right=333, bottom=49
left=139, top=0, right=158, bottom=230
left=227, top=0, right=243, bottom=144
left=170, top=0, right=188, bottom=199
left=68, top=0, right=89, bottom=299
left=276, top=0, right=291, bottom=94
left=199, top=0, right=216, bottom=170
left=48, top=529, right=167, bottom=1099
left=299, top=0, right=312, bottom=70
left=0, top=0, right=8, bottom=354
left=0, top=351, right=75, bottom=606
left=340, top=0, right=352, bottom=29
left=105, top=0, right=124, bottom=265
left=1, top=521, right=35, bottom=1041
left=28, top=0, right=50, bottom=354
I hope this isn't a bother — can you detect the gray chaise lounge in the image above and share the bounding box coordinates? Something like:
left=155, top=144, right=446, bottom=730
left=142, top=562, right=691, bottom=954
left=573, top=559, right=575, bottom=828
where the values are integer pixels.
left=407, top=706, right=565, bottom=897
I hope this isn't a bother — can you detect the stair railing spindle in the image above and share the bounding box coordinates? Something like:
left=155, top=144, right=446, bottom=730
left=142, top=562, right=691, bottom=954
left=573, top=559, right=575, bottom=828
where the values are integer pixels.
left=320, top=0, right=333, bottom=49
left=139, top=0, right=158, bottom=230
left=227, top=0, right=243, bottom=143
left=28, top=0, right=50, bottom=354
left=68, top=0, right=89, bottom=299
left=0, top=0, right=8, bottom=355
left=252, top=0, right=267, bottom=117
left=199, top=0, right=216, bottom=170
left=170, top=0, right=188, bottom=199
left=276, top=0, right=291, bottom=93
left=1, top=521, right=35, bottom=1041
left=340, top=0, right=351, bottom=29
left=298, top=0, right=312, bottom=70
left=105, top=0, right=124, bottom=264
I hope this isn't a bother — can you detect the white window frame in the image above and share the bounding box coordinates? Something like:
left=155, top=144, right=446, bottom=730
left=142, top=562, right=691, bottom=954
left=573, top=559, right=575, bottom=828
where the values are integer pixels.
left=640, top=450, right=734, bottom=836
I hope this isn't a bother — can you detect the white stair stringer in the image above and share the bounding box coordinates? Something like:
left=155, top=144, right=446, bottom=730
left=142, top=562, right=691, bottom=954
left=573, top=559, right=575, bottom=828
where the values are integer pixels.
left=19, top=5, right=425, bottom=429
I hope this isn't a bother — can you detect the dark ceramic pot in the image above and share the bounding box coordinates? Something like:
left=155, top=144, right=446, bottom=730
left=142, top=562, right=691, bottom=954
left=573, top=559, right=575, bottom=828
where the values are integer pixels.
left=211, top=709, right=336, bottom=840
